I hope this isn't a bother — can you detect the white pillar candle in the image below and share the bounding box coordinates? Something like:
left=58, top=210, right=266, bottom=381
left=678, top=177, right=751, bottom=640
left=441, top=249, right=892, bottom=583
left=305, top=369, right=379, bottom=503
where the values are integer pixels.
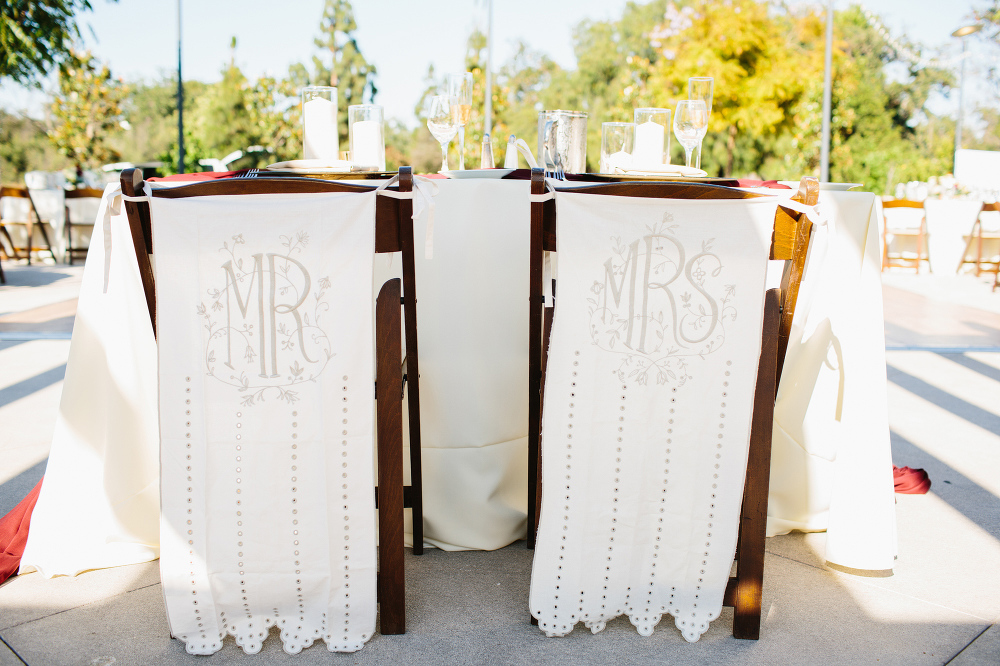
left=303, top=97, right=339, bottom=161
left=351, top=119, right=384, bottom=170
left=632, top=119, right=665, bottom=166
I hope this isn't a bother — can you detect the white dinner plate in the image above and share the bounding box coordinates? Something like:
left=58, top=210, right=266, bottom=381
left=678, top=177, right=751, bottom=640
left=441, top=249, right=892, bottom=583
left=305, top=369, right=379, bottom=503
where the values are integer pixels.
left=442, top=169, right=515, bottom=179
left=778, top=181, right=864, bottom=191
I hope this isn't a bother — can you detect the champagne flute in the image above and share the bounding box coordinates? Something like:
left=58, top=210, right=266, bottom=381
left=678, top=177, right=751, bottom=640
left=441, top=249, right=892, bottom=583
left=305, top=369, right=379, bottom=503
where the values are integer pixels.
left=673, top=100, right=709, bottom=169
left=446, top=72, right=473, bottom=170
left=426, top=95, right=459, bottom=172
left=687, top=77, right=714, bottom=169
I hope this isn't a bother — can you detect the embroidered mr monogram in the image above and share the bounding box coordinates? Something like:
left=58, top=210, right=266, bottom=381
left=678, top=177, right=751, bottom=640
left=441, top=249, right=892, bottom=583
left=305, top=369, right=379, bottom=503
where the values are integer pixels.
left=198, top=232, right=334, bottom=405
left=587, top=214, right=737, bottom=386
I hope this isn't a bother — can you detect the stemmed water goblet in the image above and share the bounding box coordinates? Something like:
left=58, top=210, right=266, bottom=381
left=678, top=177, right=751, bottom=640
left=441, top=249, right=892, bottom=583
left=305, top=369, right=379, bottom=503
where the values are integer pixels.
left=446, top=72, right=473, bottom=170
left=687, top=77, right=714, bottom=169
left=426, top=95, right=459, bottom=172
left=673, top=100, right=709, bottom=169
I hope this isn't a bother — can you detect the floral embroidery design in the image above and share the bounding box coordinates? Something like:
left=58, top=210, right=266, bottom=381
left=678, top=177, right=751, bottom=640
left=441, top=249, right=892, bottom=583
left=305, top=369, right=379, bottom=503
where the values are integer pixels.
left=587, top=213, right=737, bottom=386
left=198, top=232, right=334, bottom=405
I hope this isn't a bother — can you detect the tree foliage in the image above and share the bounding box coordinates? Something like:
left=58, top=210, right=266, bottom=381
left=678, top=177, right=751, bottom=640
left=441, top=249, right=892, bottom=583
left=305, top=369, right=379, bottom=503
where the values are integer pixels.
left=291, top=0, right=377, bottom=147
left=3, top=0, right=998, bottom=190
left=0, top=0, right=113, bottom=86
left=48, top=49, right=128, bottom=168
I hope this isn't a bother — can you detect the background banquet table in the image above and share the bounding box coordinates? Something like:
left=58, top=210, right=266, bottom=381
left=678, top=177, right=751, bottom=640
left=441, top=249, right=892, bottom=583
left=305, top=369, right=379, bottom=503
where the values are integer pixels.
left=923, top=199, right=992, bottom=273
left=19, top=176, right=896, bottom=578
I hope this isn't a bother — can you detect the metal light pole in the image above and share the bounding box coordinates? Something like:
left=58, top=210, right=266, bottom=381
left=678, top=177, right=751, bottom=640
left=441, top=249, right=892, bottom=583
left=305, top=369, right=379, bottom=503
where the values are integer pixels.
left=177, top=0, right=185, bottom=174
left=484, top=0, right=493, bottom=138
left=952, top=23, right=982, bottom=174
left=820, top=0, right=833, bottom=182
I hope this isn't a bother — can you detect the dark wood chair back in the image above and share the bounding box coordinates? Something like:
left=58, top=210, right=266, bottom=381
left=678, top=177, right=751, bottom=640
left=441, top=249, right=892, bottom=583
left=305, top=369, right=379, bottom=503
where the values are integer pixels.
left=526, top=169, right=820, bottom=640
left=119, top=167, right=424, bottom=636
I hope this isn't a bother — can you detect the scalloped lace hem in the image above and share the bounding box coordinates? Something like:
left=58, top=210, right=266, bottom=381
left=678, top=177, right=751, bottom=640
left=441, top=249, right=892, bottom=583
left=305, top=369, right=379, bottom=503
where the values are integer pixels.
left=177, top=613, right=372, bottom=655
left=532, top=604, right=720, bottom=643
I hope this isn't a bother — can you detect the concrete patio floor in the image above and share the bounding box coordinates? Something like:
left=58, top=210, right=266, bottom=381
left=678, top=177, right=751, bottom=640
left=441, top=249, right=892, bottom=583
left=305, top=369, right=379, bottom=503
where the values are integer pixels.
left=1, top=262, right=998, bottom=665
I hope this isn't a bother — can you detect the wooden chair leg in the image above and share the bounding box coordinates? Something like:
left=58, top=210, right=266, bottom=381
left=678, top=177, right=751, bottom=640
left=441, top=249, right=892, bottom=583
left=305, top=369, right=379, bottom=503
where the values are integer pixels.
left=65, top=209, right=75, bottom=266
left=731, top=288, right=781, bottom=640
left=0, top=226, right=19, bottom=260
left=532, top=306, right=554, bottom=540
left=396, top=167, right=424, bottom=557
left=24, top=219, right=33, bottom=266
left=376, top=278, right=406, bottom=635
left=527, top=172, right=545, bottom=549
left=976, top=224, right=984, bottom=277
left=923, top=218, right=932, bottom=273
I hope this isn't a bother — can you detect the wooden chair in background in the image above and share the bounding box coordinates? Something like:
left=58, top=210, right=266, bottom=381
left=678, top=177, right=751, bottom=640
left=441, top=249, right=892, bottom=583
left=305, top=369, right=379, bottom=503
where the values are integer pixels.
left=120, top=167, right=425, bottom=635
left=956, top=202, right=1000, bottom=280
left=0, top=186, right=57, bottom=266
left=64, top=187, right=105, bottom=265
left=526, top=171, right=820, bottom=640
left=881, top=199, right=930, bottom=273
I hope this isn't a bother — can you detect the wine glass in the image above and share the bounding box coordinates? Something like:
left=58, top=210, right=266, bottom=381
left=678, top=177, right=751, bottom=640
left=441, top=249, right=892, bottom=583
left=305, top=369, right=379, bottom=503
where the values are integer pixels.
left=673, top=100, right=709, bottom=169
left=426, top=95, right=459, bottom=172
left=687, top=77, right=714, bottom=169
left=446, top=72, right=473, bottom=170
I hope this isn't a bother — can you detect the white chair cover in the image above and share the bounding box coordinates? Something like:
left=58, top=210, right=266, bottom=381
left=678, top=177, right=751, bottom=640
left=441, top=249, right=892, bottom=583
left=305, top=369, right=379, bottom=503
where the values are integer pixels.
left=530, top=192, right=779, bottom=642
left=150, top=190, right=379, bottom=655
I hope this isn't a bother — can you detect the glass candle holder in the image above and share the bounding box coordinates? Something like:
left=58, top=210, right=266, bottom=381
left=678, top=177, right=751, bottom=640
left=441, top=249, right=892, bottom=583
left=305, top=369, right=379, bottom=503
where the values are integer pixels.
left=600, top=122, right=635, bottom=174
left=632, top=108, right=671, bottom=166
left=348, top=104, right=385, bottom=171
left=302, top=86, right=339, bottom=161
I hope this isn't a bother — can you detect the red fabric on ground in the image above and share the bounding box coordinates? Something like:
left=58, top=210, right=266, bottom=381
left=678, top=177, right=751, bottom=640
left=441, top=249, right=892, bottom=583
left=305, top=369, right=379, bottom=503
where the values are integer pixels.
left=893, top=465, right=932, bottom=494
left=735, top=179, right=793, bottom=189
left=0, top=478, right=42, bottom=585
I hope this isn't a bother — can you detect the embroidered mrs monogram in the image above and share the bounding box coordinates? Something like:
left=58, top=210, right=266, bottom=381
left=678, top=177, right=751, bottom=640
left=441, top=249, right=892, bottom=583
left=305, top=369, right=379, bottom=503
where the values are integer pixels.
left=587, top=214, right=737, bottom=386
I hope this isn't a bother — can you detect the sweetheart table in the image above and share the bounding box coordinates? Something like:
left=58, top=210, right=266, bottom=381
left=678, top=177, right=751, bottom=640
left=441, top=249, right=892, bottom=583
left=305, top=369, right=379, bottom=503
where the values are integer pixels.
left=19, top=177, right=896, bottom=578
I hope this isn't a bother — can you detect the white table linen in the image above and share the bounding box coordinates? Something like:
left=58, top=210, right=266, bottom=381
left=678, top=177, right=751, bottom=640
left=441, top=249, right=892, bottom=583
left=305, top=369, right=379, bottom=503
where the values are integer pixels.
left=0, top=189, right=66, bottom=262
left=151, top=191, right=378, bottom=655
left=922, top=199, right=985, bottom=272
left=20, top=185, right=160, bottom=576
left=766, top=191, right=897, bottom=571
left=22, top=180, right=896, bottom=578
left=530, top=193, right=777, bottom=642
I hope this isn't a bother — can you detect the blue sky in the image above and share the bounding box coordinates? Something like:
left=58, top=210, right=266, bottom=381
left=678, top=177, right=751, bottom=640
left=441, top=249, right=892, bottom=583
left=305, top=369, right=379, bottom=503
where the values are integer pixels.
left=0, top=0, right=992, bottom=125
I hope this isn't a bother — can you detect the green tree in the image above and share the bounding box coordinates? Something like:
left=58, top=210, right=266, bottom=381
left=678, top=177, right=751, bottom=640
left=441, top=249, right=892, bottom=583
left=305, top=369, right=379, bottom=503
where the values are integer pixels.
left=292, top=0, right=377, bottom=148
left=48, top=49, right=128, bottom=168
left=0, top=0, right=115, bottom=86
left=0, top=110, right=69, bottom=183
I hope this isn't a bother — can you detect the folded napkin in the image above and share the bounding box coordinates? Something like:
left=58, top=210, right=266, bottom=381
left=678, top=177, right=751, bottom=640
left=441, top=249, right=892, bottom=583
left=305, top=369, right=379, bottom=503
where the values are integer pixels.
left=150, top=190, right=378, bottom=655
left=530, top=192, right=781, bottom=642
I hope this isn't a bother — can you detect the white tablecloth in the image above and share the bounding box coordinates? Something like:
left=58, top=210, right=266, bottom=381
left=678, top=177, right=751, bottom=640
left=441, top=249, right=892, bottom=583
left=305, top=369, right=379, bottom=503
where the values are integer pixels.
left=923, top=199, right=989, bottom=272
left=21, top=179, right=896, bottom=575
left=0, top=189, right=66, bottom=262
left=764, top=190, right=896, bottom=571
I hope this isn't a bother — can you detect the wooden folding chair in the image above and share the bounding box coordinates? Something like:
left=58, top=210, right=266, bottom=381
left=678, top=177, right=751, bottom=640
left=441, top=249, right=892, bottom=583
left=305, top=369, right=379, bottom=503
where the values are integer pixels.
left=0, top=186, right=57, bottom=265
left=956, top=202, right=1000, bottom=279
left=526, top=170, right=819, bottom=640
left=120, top=167, right=425, bottom=636
left=64, top=187, right=105, bottom=265
left=881, top=199, right=930, bottom=273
